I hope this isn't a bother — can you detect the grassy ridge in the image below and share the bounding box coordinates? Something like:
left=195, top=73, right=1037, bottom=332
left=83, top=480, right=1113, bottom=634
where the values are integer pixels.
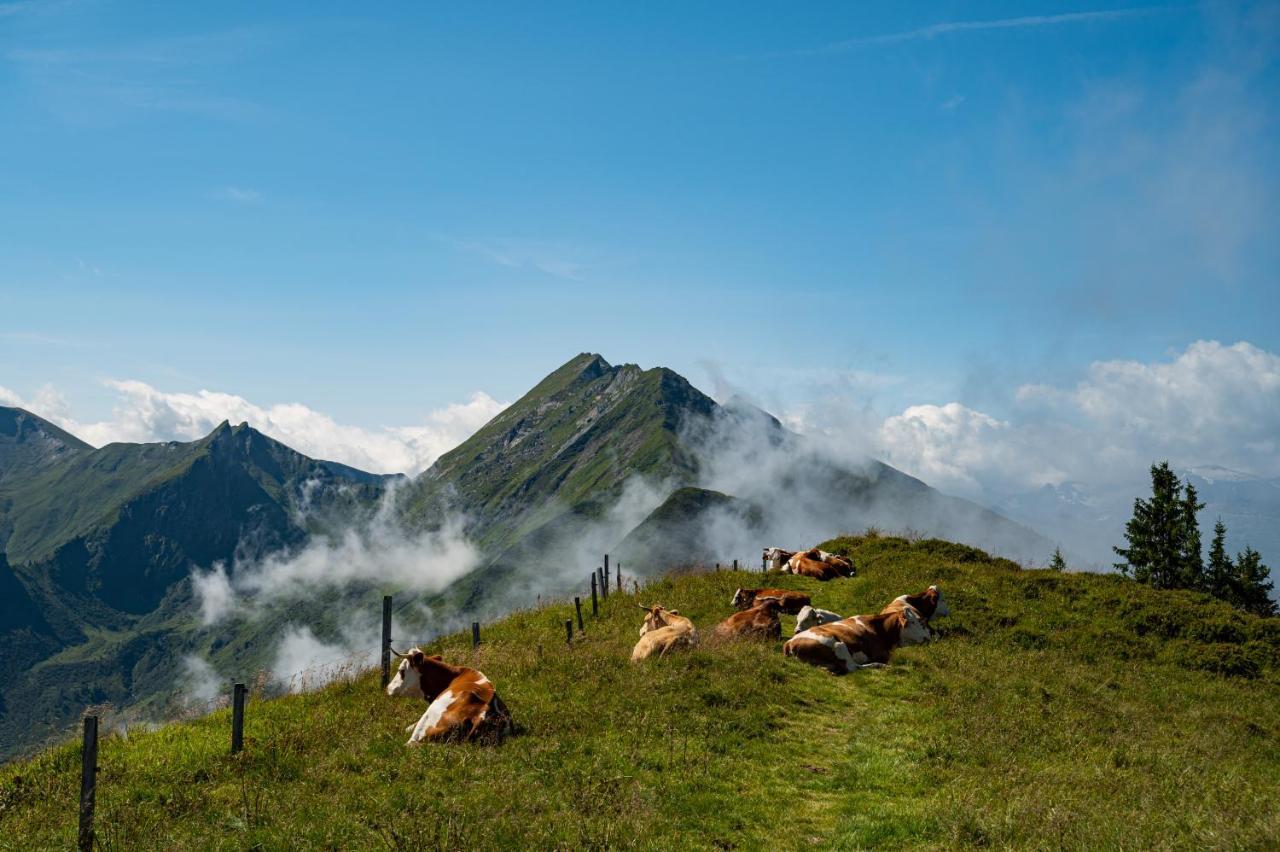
left=2, top=534, right=1278, bottom=850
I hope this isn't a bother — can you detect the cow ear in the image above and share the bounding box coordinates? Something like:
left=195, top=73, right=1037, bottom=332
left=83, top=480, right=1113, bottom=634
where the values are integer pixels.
left=669, top=609, right=680, bottom=615
left=429, top=654, right=443, bottom=661
left=410, top=651, right=425, bottom=665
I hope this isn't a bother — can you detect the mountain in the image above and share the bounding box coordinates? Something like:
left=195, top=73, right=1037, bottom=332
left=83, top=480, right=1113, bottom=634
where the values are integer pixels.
left=0, top=411, right=393, bottom=759
left=405, top=354, right=1052, bottom=615
left=0, top=353, right=1053, bottom=760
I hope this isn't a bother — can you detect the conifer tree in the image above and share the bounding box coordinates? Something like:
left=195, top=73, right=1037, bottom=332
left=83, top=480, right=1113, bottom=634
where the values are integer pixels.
left=1177, top=480, right=1205, bottom=590
left=1206, top=519, right=1234, bottom=601
left=1049, top=547, right=1067, bottom=572
left=1233, top=547, right=1276, bottom=618
left=1114, top=462, right=1183, bottom=588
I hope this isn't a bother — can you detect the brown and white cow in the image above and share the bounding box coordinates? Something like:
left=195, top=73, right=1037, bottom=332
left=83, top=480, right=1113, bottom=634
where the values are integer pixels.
left=782, top=608, right=930, bottom=673
left=385, top=648, right=513, bottom=745
left=816, top=550, right=856, bottom=576
left=709, top=597, right=784, bottom=642
left=762, top=547, right=797, bottom=571
left=794, top=604, right=843, bottom=634
left=632, top=604, right=698, bottom=661
left=731, top=587, right=811, bottom=614
left=786, top=551, right=845, bottom=581
left=880, top=585, right=950, bottom=626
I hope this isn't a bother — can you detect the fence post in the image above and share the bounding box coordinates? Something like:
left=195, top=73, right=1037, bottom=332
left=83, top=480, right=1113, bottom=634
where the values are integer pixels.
left=598, top=567, right=606, bottom=600
left=617, top=563, right=622, bottom=591
left=564, top=619, right=573, bottom=644
left=604, top=554, right=609, bottom=593
left=78, top=715, right=98, bottom=852
left=574, top=596, right=584, bottom=631
left=733, top=559, right=738, bottom=571
left=591, top=572, right=598, bottom=616
left=472, top=622, right=481, bottom=649
left=231, top=683, right=246, bottom=754
left=381, top=595, right=392, bottom=688
left=762, top=555, right=767, bottom=572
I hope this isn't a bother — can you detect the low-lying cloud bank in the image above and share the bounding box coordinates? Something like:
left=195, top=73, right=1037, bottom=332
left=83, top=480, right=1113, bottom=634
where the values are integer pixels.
left=0, top=380, right=506, bottom=475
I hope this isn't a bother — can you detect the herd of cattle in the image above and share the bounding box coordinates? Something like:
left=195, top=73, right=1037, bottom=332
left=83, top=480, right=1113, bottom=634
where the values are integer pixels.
left=384, top=546, right=948, bottom=745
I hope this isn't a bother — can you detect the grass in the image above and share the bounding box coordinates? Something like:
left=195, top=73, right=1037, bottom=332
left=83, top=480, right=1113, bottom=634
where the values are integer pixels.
left=2, top=534, right=1278, bottom=850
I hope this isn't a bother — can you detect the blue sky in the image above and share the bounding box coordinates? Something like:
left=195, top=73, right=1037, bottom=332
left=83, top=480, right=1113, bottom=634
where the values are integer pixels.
left=1, top=2, right=1278, bottom=486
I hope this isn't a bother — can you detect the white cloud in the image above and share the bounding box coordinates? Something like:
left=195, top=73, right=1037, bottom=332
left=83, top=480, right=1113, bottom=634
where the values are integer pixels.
left=873, top=340, right=1280, bottom=497
left=7, top=379, right=507, bottom=475
left=191, top=564, right=234, bottom=625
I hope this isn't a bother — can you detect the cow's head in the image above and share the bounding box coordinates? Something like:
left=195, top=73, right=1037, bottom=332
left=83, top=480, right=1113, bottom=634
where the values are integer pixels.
left=795, top=605, right=841, bottom=633
left=730, top=588, right=756, bottom=610
left=753, top=597, right=785, bottom=617
left=896, top=608, right=931, bottom=647
left=928, top=585, right=950, bottom=618
left=385, top=648, right=453, bottom=700
left=637, top=604, right=678, bottom=636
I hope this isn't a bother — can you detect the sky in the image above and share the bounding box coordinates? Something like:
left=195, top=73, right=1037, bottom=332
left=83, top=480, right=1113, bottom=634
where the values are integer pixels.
left=2, top=2, right=1278, bottom=500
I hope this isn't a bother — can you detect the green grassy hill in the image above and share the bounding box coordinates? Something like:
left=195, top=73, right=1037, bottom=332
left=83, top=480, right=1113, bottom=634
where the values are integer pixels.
left=2, top=534, right=1277, bottom=850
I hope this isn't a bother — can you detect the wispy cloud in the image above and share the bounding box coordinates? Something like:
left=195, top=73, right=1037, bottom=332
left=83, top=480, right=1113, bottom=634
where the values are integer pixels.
left=773, top=7, right=1171, bottom=57
left=941, top=94, right=966, bottom=111
left=213, top=185, right=262, bottom=203
left=440, top=235, right=594, bottom=281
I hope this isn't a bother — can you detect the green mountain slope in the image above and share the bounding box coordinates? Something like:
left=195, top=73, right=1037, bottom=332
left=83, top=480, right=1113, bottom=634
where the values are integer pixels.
left=0, top=411, right=392, bottom=761
left=2, top=535, right=1276, bottom=849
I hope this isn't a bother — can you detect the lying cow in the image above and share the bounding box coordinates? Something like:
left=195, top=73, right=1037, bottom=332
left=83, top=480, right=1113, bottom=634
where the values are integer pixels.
left=880, top=585, right=950, bottom=625
left=786, top=551, right=847, bottom=581
left=709, top=597, right=784, bottom=642
left=632, top=604, right=698, bottom=661
left=794, top=604, right=843, bottom=634
left=816, top=550, right=856, bottom=576
left=782, top=608, right=930, bottom=674
left=762, top=546, right=797, bottom=571
left=731, top=587, right=811, bottom=614
left=385, top=648, right=513, bottom=745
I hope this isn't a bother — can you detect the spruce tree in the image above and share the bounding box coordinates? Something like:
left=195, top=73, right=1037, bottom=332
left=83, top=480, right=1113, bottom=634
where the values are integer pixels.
left=1206, top=520, right=1234, bottom=602
left=1049, top=547, right=1067, bottom=572
left=1177, top=480, right=1205, bottom=590
left=1233, top=547, right=1276, bottom=618
left=1114, top=462, right=1183, bottom=588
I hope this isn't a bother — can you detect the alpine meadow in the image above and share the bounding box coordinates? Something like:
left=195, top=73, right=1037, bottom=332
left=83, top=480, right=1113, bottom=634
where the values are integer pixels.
left=2, top=2, right=1278, bottom=850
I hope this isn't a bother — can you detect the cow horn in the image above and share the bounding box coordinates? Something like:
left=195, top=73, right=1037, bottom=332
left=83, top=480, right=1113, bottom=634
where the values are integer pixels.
left=387, top=646, right=408, bottom=658
left=637, top=603, right=651, bottom=611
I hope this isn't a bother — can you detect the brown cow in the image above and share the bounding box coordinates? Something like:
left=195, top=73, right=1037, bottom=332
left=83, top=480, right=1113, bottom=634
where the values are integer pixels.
left=632, top=604, right=698, bottom=661
left=385, top=648, right=513, bottom=745
left=731, top=587, right=811, bottom=614
left=709, top=598, right=784, bottom=642
left=786, top=551, right=844, bottom=581
left=880, top=585, right=950, bottom=624
left=782, top=608, right=930, bottom=673
left=816, top=550, right=856, bottom=576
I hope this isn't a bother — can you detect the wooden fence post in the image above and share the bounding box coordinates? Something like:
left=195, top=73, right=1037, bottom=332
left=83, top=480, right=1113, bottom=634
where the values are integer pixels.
left=617, top=563, right=622, bottom=591
left=574, top=596, right=584, bottom=631
left=381, top=595, right=392, bottom=688
left=598, top=567, right=607, bottom=600
left=733, top=559, right=738, bottom=571
left=472, top=622, right=481, bottom=649
left=78, top=715, right=98, bottom=852
left=604, top=554, right=609, bottom=593
left=591, top=572, right=598, bottom=616
left=564, top=619, right=573, bottom=644
left=231, top=683, right=246, bottom=754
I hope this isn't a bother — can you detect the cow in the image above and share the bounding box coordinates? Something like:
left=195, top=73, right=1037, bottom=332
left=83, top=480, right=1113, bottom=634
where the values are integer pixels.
left=815, top=550, right=856, bottom=576
left=782, top=608, right=930, bottom=674
left=709, top=597, right=784, bottom=642
left=762, top=547, right=797, bottom=571
left=632, top=604, right=698, bottom=661
left=786, top=551, right=845, bottom=581
left=731, top=587, right=811, bottom=614
left=385, top=648, right=513, bottom=745
left=794, top=604, right=843, bottom=634
left=880, top=585, right=950, bottom=627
